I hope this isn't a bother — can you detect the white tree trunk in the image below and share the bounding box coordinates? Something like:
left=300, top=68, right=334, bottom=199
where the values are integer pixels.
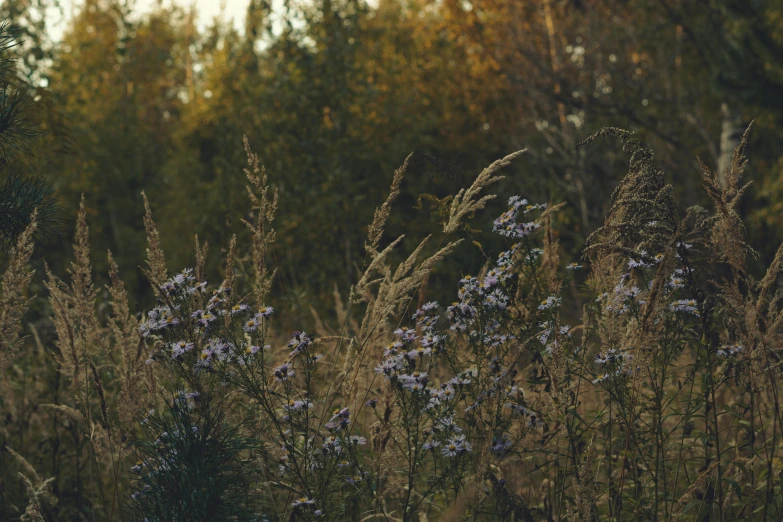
left=718, top=102, right=744, bottom=187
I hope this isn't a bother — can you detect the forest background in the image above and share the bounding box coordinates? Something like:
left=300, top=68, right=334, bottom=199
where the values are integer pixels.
left=5, top=0, right=783, bottom=319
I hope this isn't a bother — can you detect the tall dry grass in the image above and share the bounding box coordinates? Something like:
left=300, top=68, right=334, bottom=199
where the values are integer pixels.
left=3, top=127, right=783, bottom=521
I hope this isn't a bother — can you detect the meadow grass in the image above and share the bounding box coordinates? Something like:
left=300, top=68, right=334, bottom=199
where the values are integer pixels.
left=4, top=126, right=783, bottom=521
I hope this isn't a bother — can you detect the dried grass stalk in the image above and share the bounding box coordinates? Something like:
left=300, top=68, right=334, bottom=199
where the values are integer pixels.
left=0, top=210, right=36, bottom=371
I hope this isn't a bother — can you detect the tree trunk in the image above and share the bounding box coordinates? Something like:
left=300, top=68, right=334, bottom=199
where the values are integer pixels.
left=717, top=102, right=744, bottom=187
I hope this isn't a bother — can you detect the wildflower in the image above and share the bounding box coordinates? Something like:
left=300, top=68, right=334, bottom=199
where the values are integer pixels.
left=441, top=441, right=460, bottom=457
left=668, top=269, right=687, bottom=290
left=366, top=399, right=378, bottom=409
left=348, top=435, right=366, bottom=445
left=422, top=440, right=440, bottom=452
left=538, top=295, right=561, bottom=311
left=244, top=344, right=267, bottom=356
left=273, top=363, right=294, bottom=382
left=399, top=371, right=428, bottom=385
left=257, top=306, right=274, bottom=318
left=141, top=409, right=155, bottom=425
left=595, top=348, right=632, bottom=366
left=346, top=474, right=364, bottom=485
left=442, top=435, right=471, bottom=457
left=404, top=381, right=426, bottom=393
left=207, top=294, right=223, bottom=310
left=375, top=358, right=401, bottom=378
left=243, top=319, right=260, bottom=332
left=170, top=340, right=194, bottom=359
left=566, top=262, right=582, bottom=270
left=491, top=434, right=513, bottom=455
left=504, top=385, right=520, bottom=399
left=717, top=344, right=744, bottom=358
left=288, top=331, right=313, bottom=357
left=322, top=436, right=341, bottom=453
left=173, top=268, right=194, bottom=284
left=508, top=195, right=527, bottom=207
left=326, top=407, right=350, bottom=431
left=408, top=345, right=432, bottom=358
left=192, top=310, right=217, bottom=328
left=331, top=407, right=350, bottom=421
left=492, top=199, right=543, bottom=238
left=437, top=385, right=456, bottom=401
left=670, top=299, right=700, bottom=316
left=628, top=252, right=652, bottom=269
left=421, top=301, right=438, bottom=312
left=419, top=332, right=445, bottom=349
left=393, top=326, right=417, bottom=343
left=285, top=399, right=313, bottom=412
left=198, top=346, right=212, bottom=360
left=231, top=303, right=249, bottom=315
left=432, top=416, right=462, bottom=434
left=291, top=497, right=315, bottom=509
left=448, top=371, right=472, bottom=386
left=187, top=281, right=208, bottom=294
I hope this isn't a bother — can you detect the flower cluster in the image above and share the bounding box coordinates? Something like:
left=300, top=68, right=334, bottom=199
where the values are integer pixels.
left=597, top=273, right=643, bottom=316
left=139, top=268, right=278, bottom=374
left=593, top=348, right=635, bottom=383
left=669, top=299, right=700, bottom=317
left=492, top=196, right=545, bottom=238
left=717, top=344, right=744, bottom=358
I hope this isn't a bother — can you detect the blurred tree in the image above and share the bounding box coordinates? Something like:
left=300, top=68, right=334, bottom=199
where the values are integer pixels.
left=0, top=20, right=60, bottom=248
left=45, top=0, right=190, bottom=300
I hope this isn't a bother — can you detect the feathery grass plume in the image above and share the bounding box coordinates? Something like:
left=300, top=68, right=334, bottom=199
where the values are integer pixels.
left=333, top=283, right=350, bottom=326
left=700, top=123, right=756, bottom=273
left=89, top=359, right=110, bottom=434
left=443, top=149, right=525, bottom=234
left=7, top=445, right=41, bottom=484
left=68, top=196, right=100, bottom=347
left=671, top=461, right=719, bottom=522
left=194, top=234, right=208, bottom=285
left=357, top=236, right=460, bottom=342
left=141, top=191, right=167, bottom=286
left=367, top=152, right=410, bottom=253
left=354, top=234, right=460, bottom=334
left=241, top=135, right=278, bottom=305
left=0, top=211, right=35, bottom=371
left=568, top=440, right=598, bottom=522
left=107, top=251, right=147, bottom=433
left=39, top=403, right=85, bottom=423
left=221, top=235, right=238, bottom=324
left=309, top=304, right=332, bottom=337
left=578, top=128, right=678, bottom=260
left=45, top=262, right=79, bottom=380
left=45, top=199, right=102, bottom=385
left=18, top=473, right=44, bottom=522
left=193, top=235, right=209, bottom=313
